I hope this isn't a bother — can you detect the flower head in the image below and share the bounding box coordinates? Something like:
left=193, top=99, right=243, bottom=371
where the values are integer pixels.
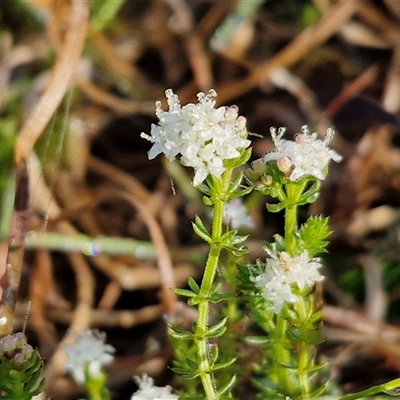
left=250, top=247, right=324, bottom=313
left=263, top=126, right=342, bottom=181
left=0, top=332, right=44, bottom=397
left=131, top=375, right=179, bottom=400
left=141, top=89, right=250, bottom=186
left=63, top=330, right=115, bottom=384
left=0, top=332, right=37, bottom=368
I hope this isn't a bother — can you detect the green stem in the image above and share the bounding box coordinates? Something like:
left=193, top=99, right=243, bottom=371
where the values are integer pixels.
left=196, top=245, right=222, bottom=400
left=87, top=386, right=110, bottom=400
left=272, top=313, right=292, bottom=392
left=294, top=296, right=312, bottom=398
left=195, top=170, right=232, bottom=400
left=85, top=370, right=111, bottom=400
left=272, top=179, right=315, bottom=397
left=284, top=204, right=297, bottom=256
left=87, top=388, right=103, bottom=400
left=284, top=181, right=306, bottom=255
left=338, top=377, right=400, bottom=399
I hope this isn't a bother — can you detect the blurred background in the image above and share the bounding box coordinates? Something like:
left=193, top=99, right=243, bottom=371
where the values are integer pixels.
left=2, top=0, right=400, bottom=398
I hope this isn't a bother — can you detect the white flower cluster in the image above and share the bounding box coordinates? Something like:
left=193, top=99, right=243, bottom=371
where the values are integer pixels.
left=141, top=89, right=251, bottom=186
left=131, top=375, right=179, bottom=400
left=63, top=330, right=115, bottom=384
left=263, top=126, right=342, bottom=181
left=251, top=247, right=324, bottom=313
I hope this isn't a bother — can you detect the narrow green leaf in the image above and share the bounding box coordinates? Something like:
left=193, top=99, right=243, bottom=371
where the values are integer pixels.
left=266, top=202, right=285, bottom=213
left=208, top=293, right=232, bottom=303
left=308, top=361, right=329, bottom=374
left=229, top=171, right=244, bottom=191
left=205, top=317, right=227, bottom=339
left=203, top=196, right=214, bottom=206
left=210, top=279, right=222, bottom=295
left=209, top=344, right=219, bottom=365
left=192, top=216, right=212, bottom=244
left=197, top=183, right=211, bottom=196
left=228, top=185, right=253, bottom=199
left=166, top=323, right=194, bottom=340
left=171, top=288, right=196, bottom=298
left=187, top=276, right=200, bottom=294
left=187, top=296, right=202, bottom=306
left=212, top=356, right=237, bottom=371
left=169, top=366, right=199, bottom=379
left=309, top=380, right=329, bottom=397
left=185, top=357, right=198, bottom=370
left=217, top=374, right=237, bottom=395
left=24, top=367, right=44, bottom=394
left=245, top=336, right=269, bottom=345
left=226, top=245, right=249, bottom=257
left=170, top=331, right=194, bottom=340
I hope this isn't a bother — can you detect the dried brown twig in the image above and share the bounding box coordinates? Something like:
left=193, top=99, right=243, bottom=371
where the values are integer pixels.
left=15, top=1, right=89, bottom=166
left=216, top=1, right=362, bottom=104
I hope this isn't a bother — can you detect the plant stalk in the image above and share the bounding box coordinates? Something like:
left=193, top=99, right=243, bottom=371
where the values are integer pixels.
left=194, top=170, right=232, bottom=400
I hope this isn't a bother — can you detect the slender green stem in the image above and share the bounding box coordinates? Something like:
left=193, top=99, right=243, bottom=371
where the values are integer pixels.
left=194, top=170, right=233, bottom=400
left=195, top=245, right=222, bottom=400
left=284, top=181, right=306, bottom=255
left=284, top=204, right=297, bottom=256
left=338, top=377, right=400, bottom=399
left=272, top=313, right=292, bottom=392
left=87, top=388, right=103, bottom=400
left=268, top=182, right=302, bottom=396
left=272, top=179, right=316, bottom=397
left=294, top=296, right=312, bottom=398
left=85, top=370, right=111, bottom=400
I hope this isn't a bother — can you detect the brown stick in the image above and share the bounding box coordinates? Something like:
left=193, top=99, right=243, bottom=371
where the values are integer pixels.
left=15, top=0, right=89, bottom=165
left=0, top=164, right=29, bottom=336
left=0, top=0, right=90, bottom=336
left=215, top=1, right=362, bottom=104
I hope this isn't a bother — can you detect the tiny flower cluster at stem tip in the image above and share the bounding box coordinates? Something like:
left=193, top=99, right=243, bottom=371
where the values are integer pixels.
left=63, top=330, right=115, bottom=385
left=251, top=246, right=324, bottom=313
left=264, top=125, right=342, bottom=181
left=130, top=375, right=179, bottom=400
left=0, top=331, right=34, bottom=364
left=141, top=89, right=251, bottom=186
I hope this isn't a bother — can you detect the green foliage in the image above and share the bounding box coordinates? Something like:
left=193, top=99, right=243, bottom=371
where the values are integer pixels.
left=90, top=0, right=127, bottom=31
left=240, top=157, right=331, bottom=398
left=199, top=169, right=253, bottom=207
left=192, top=216, right=249, bottom=257
left=169, top=334, right=202, bottom=397
left=169, top=165, right=252, bottom=399
left=0, top=118, right=17, bottom=241
left=297, top=215, right=332, bottom=257
left=300, top=3, right=321, bottom=28
left=0, top=333, right=44, bottom=400
left=250, top=161, right=322, bottom=214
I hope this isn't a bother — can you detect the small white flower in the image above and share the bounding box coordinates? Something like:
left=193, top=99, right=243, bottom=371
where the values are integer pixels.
left=63, top=330, right=115, bottom=384
left=223, top=198, right=254, bottom=230
left=141, top=89, right=251, bottom=186
left=250, top=247, right=324, bottom=313
left=263, top=126, right=342, bottom=181
left=131, top=375, right=179, bottom=400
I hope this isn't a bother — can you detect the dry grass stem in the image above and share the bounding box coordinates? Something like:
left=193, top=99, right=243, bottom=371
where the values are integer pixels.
left=216, top=1, right=362, bottom=103
left=15, top=0, right=89, bottom=165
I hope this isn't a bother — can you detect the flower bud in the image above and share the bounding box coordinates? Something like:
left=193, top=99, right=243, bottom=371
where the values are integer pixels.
left=260, top=174, right=273, bottom=187
left=276, top=155, right=293, bottom=174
